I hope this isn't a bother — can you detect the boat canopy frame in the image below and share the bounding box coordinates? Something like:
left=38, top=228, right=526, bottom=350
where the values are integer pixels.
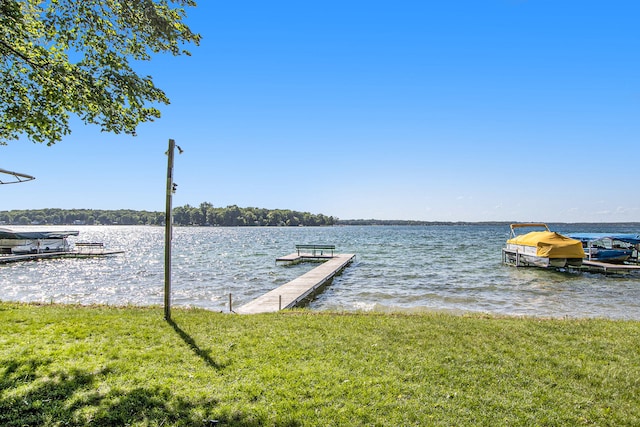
left=0, top=229, right=80, bottom=240
left=509, top=223, right=551, bottom=239
left=568, top=233, right=640, bottom=246
left=0, top=168, right=35, bottom=184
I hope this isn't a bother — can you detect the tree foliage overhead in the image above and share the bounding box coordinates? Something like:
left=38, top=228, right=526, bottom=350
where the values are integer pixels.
left=0, top=0, right=200, bottom=145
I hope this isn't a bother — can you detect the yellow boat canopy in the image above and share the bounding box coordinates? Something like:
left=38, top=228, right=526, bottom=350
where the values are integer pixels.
left=507, top=231, right=585, bottom=259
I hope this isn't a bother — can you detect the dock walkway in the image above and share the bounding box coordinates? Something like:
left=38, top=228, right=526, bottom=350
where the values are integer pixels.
left=576, top=260, right=640, bottom=274
left=237, top=253, right=355, bottom=314
left=0, top=249, right=124, bottom=264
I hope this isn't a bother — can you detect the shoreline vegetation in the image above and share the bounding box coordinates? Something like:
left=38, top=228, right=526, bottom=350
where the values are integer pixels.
left=1, top=302, right=639, bottom=426
left=2, top=207, right=640, bottom=228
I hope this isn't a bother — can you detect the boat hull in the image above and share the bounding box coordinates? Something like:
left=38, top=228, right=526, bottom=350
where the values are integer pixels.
left=585, top=248, right=632, bottom=263
left=504, top=244, right=583, bottom=268
left=0, top=238, right=71, bottom=254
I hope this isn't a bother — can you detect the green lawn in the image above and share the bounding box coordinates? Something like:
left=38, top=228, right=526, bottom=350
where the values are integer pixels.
left=1, top=302, right=639, bottom=426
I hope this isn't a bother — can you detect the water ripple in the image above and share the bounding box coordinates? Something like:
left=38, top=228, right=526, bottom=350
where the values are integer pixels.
left=1, top=224, right=639, bottom=318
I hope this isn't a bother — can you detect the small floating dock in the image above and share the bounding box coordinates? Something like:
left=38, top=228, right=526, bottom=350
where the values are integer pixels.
left=237, top=249, right=355, bottom=314
left=276, top=244, right=337, bottom=263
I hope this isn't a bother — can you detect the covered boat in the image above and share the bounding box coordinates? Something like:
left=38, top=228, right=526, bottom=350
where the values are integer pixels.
left=0, top=228, right=79, bottom=255
left=567, top=233, right=640, bottom=264
left=503, top=223, right=584, bottom=268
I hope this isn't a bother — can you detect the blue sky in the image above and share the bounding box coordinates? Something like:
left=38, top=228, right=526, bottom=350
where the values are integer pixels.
left=2, top=1, right=639, bottom=222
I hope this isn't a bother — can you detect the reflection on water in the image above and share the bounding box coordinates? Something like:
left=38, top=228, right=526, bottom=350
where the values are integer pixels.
left=1, top=224, right=640, bottom=319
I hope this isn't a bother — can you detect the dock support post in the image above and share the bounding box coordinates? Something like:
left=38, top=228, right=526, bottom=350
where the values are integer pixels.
left=229, top=293, right=232, bottom=312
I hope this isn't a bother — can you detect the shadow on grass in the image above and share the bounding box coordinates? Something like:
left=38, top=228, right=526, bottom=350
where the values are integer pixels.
left=0, top=356, right=279, bottom=426
left=167, top=318, right=226, bottom=370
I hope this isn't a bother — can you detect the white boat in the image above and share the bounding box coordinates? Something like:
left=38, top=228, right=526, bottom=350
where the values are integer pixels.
left=503, top=223, right=584, bottom=268
left=0, top=228, right=79, bottom=255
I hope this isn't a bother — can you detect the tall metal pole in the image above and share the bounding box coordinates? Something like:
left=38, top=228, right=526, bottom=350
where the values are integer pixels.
left=164, top=139, right=176, bottom=321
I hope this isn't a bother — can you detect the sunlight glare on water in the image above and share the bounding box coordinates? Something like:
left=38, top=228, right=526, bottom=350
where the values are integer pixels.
left=1, top=224, right=640, bottom=319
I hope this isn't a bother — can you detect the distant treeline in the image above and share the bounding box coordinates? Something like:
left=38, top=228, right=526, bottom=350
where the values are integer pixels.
left=0, top=204, right=336, bottom=227
left=2, top=210, right=629, bottom=227
left=336, top=219, right=512, bottom=226
left=338, top=220, right=640, bottom=226
left=173, top=204, right=336, bottom=226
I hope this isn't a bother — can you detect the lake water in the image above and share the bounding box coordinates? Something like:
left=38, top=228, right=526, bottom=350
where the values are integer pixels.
left=1, top=224, right=640, bottom=319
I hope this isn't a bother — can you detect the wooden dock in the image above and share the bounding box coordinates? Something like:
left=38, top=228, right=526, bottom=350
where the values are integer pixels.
left=237, top=253, right=356, bottom=314
left=0, top=249, right=124, bottom=264
left=574, top=260, right=640, bottom=274
left=275, top=253, right=335, bottom=263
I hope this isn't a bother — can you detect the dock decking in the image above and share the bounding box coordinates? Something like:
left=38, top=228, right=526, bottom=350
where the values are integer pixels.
left=237, top=253, right=356, bottom=314
left=0, top=249, right=124, bottom=264
left=575, top=260, right=640, bottom=274
left=275, top=253, right=335, bottom=263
